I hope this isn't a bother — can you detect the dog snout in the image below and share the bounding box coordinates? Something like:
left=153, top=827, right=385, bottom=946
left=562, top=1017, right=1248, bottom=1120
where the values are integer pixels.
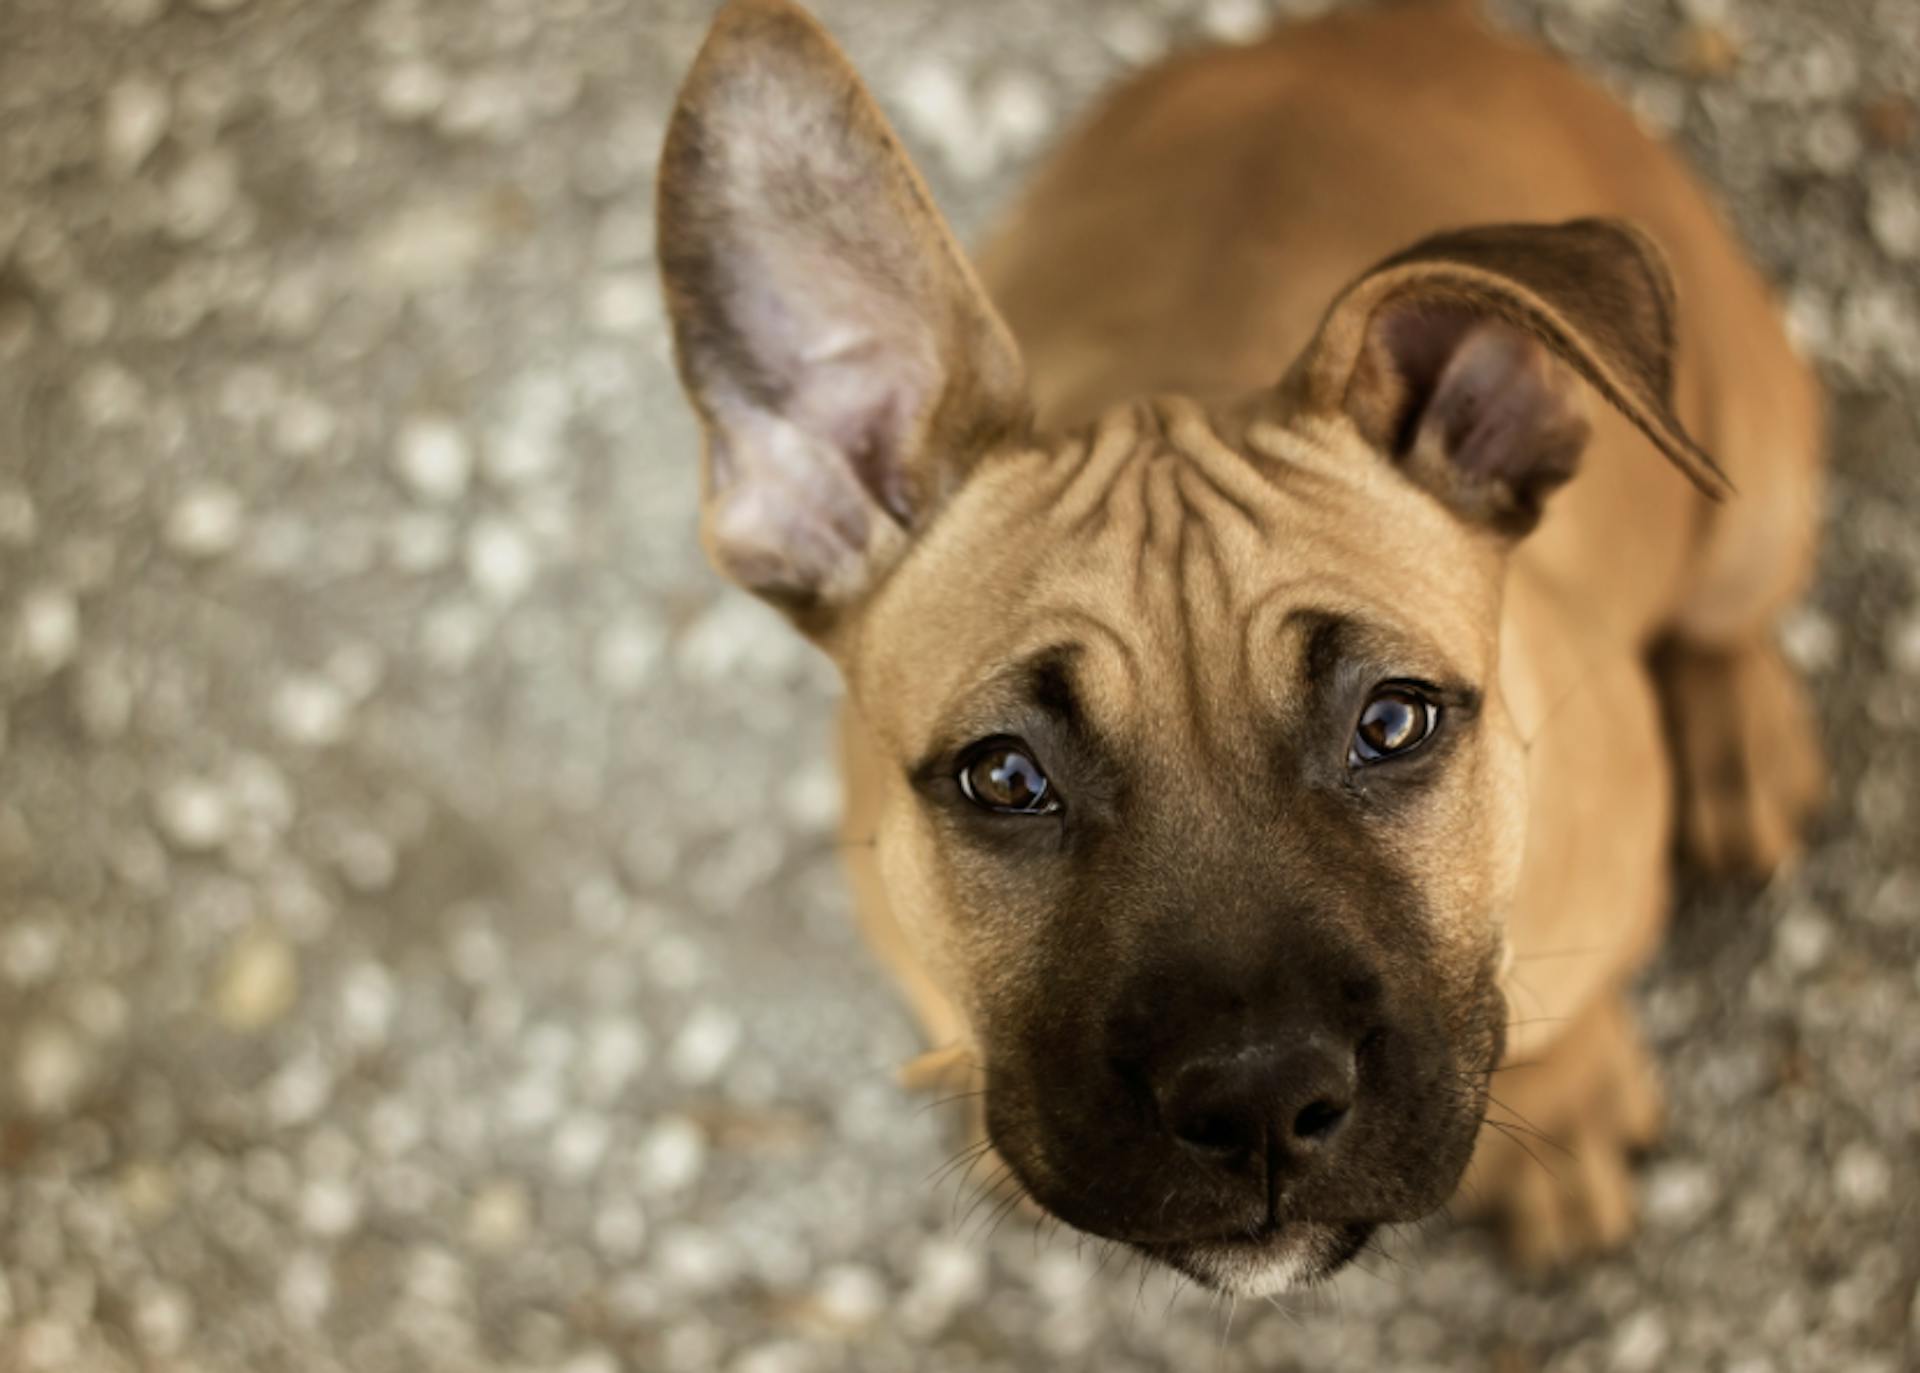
left=1154, top=1032, right=1359, bottom=1175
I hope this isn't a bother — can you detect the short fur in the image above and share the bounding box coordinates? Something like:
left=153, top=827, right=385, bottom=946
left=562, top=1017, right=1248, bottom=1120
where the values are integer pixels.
left=657, top=0, right=1825, bottom=1289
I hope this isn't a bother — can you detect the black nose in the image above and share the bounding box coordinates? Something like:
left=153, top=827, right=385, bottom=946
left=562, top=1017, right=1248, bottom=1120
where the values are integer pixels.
left=1155, top=1035, right=1358, bottom=1172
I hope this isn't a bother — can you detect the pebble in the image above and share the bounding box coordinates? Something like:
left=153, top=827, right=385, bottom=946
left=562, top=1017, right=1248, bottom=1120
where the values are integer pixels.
left=164, top=482, right=245, bottom=558
left=587, top=272, right=658, bottom=336
left=1772, top=905, right=1834, bottom=974
left=982, top=72, right=1052, bottom=158
left=900, top=1238, right=987, bottom=1335
left=1887, top=608, right=1920, bottom=674
left=465, top=517, right=539, bottom=602
left=271, top=393, right=339, bottom=457
left=164, top=148, right=241, bottom=242
left=298, top=1176, right=362, bottom=1237
left=1203, top=0, right=1270, bottom=43
left=337, top=961, right=397, bottom=1048
left=636, top=1116, right=708, bottom=1195
left=212, top=927, right=300, bottom=1032
left=388, top=509, right=458, bottom=572
left=1834, top=1143, right=1894, bottom=1212
left=393, top=416, right=473, bottom=502
left=333, top=825, right=399, bottom=892
left=656, top=1226, right=740, bottom=1297
left=14, top=1018, right=96, bottom=1117
left=1, top=913, right=64, bottom=986
left=1101, top=12, right=1166, bottom=64
left=676, top=594, right=805, bottom=684
left=1868, top=174, right=1920, bottom=260
left=278, top=1250, right=334, bottom=1327
left=131, top=1280, right=194, bottom=1355
left=1610, top=1311, right=1671, bottom=1372
left=732, top=1343, right=814, bottom=1373
left=378, top=60, right=451, bottom=121
left=1803, top=111, right=1861, bottom=174
left=592, top=617, right=665, bottom=696
left=263, top=1054, right=334, bottom=1128
left=893, top=60, right=992, bottom=181
left=270, top=673, right=351, bottom=746
left=102, top=73, right=171, bottom=176
left=12, top=587, right=81, bottom=675
left=667, top=1005, right=743, bottom=1085
left=551, top=1111, right=612, bottom=1180
left=482, top=427, right=561, bottom=486
left=1642, top=1159, right=1719, bottom=1228
left=591, top=1195, right=649, bottom=1261
left=580, top=1017, right=650, bottom=1102
left=466, top=1178, right=533, bottom=1252
left=154, top=777, right=235, bottom=851
left=74, top=360, right=147, bottom=428
left=1779, top=606, right=1840, bottom=673
left=814, top=1263, right=888, bottom=1331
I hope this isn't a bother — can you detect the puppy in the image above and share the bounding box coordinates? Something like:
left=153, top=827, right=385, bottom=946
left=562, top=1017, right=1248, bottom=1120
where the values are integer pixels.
left=655, top=0, right=1824, bottom=1292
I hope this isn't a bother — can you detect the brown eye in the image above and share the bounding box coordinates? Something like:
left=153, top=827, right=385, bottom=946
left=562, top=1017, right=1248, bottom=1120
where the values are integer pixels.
left=1351, top=687, right=1438, bottom=764
left=958, top=740, right=1058, bottom=814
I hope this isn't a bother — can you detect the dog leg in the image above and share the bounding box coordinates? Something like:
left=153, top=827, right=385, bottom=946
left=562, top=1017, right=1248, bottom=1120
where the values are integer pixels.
left=1654, top=635, right=1826, bottom=875
left=1654, top=353, right=1826, bottom=877
left=1459, top=989, right=1664, bottom=1270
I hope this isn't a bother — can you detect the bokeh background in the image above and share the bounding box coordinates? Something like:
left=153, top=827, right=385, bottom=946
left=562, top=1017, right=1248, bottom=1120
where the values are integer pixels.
left=1, top=0, right=1916, bottom=1369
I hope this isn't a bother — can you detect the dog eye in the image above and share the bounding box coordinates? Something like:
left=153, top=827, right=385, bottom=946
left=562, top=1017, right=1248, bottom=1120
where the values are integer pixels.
left=1350, top=686, right=1439, bottom=765
left=957, top=739, right=1059, bottom=814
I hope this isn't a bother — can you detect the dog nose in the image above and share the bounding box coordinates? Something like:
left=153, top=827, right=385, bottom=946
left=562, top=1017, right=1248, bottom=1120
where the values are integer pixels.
left=1155, top=1037, right=1358, bottom=1170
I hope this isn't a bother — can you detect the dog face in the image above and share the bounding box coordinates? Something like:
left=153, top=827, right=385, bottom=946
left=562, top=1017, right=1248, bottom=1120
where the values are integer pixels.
left=848, top=401, right=1520, bottom=1290
left=657, top=0, right=1723, bottom=1294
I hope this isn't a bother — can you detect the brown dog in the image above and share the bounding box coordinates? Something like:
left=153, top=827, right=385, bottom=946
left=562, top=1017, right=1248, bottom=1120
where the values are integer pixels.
left=656, top=0, right=1825, bottom=1292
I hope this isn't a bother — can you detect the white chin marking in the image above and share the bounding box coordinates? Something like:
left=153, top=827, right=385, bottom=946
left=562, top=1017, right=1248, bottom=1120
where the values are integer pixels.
left=1187, top=1245, right=1311, bottom=1298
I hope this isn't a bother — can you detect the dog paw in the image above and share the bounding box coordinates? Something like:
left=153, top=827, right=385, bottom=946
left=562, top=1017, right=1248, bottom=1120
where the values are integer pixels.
left=1459, top=994, right=1664, bottom=1271
left=1656, top=636, right=1826, bottom=877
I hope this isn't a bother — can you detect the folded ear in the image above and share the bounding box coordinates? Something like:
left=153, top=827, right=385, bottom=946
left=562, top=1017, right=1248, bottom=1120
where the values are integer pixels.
left=1285, top=218, right=1730, bottom=536
left=657, top=0, right=1028, bottom=635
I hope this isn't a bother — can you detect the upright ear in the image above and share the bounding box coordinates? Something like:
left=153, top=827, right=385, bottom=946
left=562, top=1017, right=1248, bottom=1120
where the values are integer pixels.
left=657, top=0, right=1028, bottom=635
left=1284, top=218, right=1730, bottom=536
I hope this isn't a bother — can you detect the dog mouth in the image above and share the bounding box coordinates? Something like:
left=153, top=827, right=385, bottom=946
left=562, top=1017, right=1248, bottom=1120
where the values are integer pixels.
left=1132, top=1219, right=1378, bottom=1296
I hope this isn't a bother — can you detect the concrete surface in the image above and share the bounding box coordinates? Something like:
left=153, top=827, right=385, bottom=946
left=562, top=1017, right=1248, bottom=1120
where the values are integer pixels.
left=0, top=0, right=1916, bottom=1369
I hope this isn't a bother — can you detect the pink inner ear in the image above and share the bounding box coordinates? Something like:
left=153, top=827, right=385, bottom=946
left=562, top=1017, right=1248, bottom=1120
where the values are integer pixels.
left=1389, top=313, right=1591, bottom=505
left=1424, top=321, right=1589, bottom=487
left=723, top=239, right=937, bottom=527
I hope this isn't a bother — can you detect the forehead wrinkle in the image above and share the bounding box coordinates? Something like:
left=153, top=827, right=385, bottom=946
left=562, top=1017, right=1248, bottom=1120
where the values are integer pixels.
left=1048, top=404, right=1158, bottom=535
left=918, top=606, right=1145, bottom=754
left=1158, top=398, right=1280, bottom=535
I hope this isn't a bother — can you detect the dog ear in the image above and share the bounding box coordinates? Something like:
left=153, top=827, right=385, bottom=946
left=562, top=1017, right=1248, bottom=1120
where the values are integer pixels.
left=657, top=0, right=1029, bottom=635
left=1284, top=218, right=1730, bottom=535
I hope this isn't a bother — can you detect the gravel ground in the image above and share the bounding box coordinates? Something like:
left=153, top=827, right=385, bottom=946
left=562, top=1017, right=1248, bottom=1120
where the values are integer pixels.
left=1, top=0, right=1916, bottom=1369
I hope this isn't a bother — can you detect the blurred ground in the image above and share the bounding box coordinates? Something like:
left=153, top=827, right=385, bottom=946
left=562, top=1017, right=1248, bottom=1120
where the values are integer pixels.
left=0, top=0, right=1917, bottom=1369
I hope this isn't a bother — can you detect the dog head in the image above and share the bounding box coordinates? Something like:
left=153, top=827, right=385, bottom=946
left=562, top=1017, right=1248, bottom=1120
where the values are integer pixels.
left=657, top=0, right=1723, bottom=1294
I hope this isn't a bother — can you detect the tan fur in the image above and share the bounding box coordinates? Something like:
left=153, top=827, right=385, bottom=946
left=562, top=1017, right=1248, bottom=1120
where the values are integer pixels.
left=662, top=0, right=1826, bottom=1274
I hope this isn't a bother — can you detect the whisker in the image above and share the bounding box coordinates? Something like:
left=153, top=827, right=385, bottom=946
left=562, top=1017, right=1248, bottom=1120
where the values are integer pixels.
left=1484, top=1119, right=1561, bottom=1183
left=1483, top=1092, right=1573, bottom=1157
left=924, top=1136, right=993, bottom=1189
left=1510, top=945, right=1607, bottom=962
left=954, top=1159, right=1012, bottom=1228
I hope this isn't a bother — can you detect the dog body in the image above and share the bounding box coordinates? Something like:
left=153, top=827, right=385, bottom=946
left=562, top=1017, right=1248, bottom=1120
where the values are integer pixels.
left=659, top=0, right=1824, bottom=1291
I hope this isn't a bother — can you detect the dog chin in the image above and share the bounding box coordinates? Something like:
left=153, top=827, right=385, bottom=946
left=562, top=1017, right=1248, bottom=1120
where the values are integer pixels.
left=1140, top=1221, right=1376, bottom=1297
